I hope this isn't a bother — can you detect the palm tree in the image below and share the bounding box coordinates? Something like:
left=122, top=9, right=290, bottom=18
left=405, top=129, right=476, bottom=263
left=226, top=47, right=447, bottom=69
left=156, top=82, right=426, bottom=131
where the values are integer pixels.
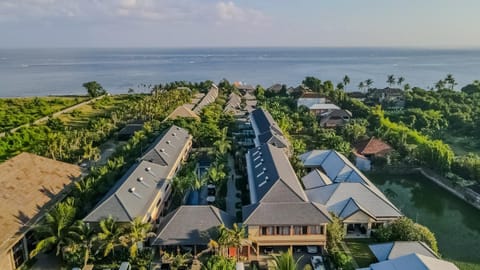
left=358, top=81, right=365, bottom=92
left=365, top=79, right=374, bottom=90
left=336, top=82, right=344, bottom=91
left=217, top=223, right=245, bottom=260
left=30, top=198, right=77, bottom=258
left=97, top=216, right=125, bottom=257
left=445, top=74, right=457, bottom=90
left=342, top=75, right=350, bottom=90
left=213, top=127, right=231, bottom=158
left=435, top=80, right=445, bottom=91
left=404, top=83, right=411, bottom=91
left=122, top=217, right=156, bottom=258
left=387, top=75, right=396, bottom=87
left=207, top=162, right=227, bottom=184
left=66, top=220, right=97, bottom=268
left=272, top=249, right=301, bottom=270
left=397, top=76, right=405, bottom=86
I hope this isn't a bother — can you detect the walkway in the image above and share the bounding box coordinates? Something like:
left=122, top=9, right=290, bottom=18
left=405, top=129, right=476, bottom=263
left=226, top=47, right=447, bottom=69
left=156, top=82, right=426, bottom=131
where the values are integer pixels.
left=226, top=154, right=241, bottom=218
left=340, top=241, right=359, bottom=269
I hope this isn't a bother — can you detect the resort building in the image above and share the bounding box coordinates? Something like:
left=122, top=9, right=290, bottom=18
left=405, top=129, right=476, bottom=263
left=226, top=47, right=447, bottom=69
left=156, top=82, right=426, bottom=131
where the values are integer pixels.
left=244, top=144, right=331, bottom=256
left=299, top=150, right=402, bottom=237
left=249, top=108, right=290, bottom=154
left=366, top=87, right=405, bottom=109
left=360, top=241, right=458, bottom=270
left=0, top=153, right=82, bottom=270
left=193, top=84, right=219, bottom=114
left=297, top=92, right=340, bottom=115
left=224, top=92, right=243, bottom=116
left=165, top=105, right=200, bottom=121
left=84, top=125, right=192, bottom=225
left=152, top=205, right=235, bottom=255
left=117, top=120, right=145, bottom=141
left=319, top=109, right=352, bottom=128
left=353, top=137, right=393, bottom=171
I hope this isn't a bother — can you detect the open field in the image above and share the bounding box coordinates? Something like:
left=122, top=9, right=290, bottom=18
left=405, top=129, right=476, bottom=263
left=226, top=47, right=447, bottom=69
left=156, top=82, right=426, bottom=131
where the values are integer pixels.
left=0, top=96, right=89, bottom=131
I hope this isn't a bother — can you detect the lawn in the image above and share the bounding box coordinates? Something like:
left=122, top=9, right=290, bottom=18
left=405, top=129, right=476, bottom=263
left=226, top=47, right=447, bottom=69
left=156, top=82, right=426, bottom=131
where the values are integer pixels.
left=442, top=134, right=480, bottom=156
left=344, top=239, right=377, bottom=268
left=450, top=260, right=480, bottom=270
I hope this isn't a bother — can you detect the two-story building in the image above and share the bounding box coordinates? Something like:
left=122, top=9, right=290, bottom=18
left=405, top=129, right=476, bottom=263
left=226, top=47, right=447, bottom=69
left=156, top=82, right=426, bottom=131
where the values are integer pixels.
left=243, top=144, right=331, bottom=257
left=84, top=125, right=192, bottom=226
left=249, top=108, right=290, bottom=154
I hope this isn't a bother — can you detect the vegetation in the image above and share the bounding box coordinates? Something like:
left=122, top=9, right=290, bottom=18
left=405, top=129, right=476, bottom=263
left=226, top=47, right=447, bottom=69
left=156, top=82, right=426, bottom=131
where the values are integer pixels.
left=272, top=249, right=301, bottom=270
left=374, top=217, right=439, bottom=254
left=0, top=96, right=88, bottom=132
left=344, top=239, right=376, bottom=267
left=83, top=81, right=107, bottom=97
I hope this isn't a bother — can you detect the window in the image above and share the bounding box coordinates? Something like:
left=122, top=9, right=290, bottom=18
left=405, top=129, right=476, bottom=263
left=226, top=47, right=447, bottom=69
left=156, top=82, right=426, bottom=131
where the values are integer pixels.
left=276, top=226, right=290, bottom=235
left=293, top=226, right=308, bottom=235
left=12, top=239, right=26, bottom=268
left=308, top=225, right=323, bottom=235
left=261, top=226, right=274, bottom=236
left=371, top=222, right=384, bottom=230
left=156, top=197, right=162, bottom=207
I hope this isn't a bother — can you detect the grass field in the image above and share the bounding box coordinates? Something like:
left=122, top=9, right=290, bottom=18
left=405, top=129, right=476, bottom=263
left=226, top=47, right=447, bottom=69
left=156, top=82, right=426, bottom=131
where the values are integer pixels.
left=0, top=96, right=89, bottom=131
left=442, top=134, right=480, bottom=156
left=344, top=239, right=377, bottom=267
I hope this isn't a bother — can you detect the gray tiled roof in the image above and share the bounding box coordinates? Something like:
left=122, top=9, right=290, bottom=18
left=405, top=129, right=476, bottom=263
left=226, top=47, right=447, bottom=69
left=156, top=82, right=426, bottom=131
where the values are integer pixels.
left=84, top=125, right=191, bottom=223
left=84, top=160, right=168, bottom=223
left=242, top=202, right=331, bottom=225
left=193, top=85, right=218, bottom=113
left=365, top=253, right=458, bottom=270
left=247, top=144, right=307, bottom=203
left=250, top=108, right=289, bottom=149
left=369, top=241, right=438, bottom=262
left=141, top=125, right=191, bottom=166
left=152, top=205, right=235, bottom=246
left=305, top=182, right=402, bottom=220
left=301, top=169, right=332, bottom=189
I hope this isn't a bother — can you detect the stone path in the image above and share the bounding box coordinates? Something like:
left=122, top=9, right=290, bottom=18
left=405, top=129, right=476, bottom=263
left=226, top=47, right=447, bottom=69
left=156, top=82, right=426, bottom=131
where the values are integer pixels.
left=226, top=155, right=241, bottom=218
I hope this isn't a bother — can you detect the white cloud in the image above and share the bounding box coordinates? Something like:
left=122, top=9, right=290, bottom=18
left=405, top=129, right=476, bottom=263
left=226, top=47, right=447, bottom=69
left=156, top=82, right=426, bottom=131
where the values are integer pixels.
left=216, top=1, right=269, bottom=25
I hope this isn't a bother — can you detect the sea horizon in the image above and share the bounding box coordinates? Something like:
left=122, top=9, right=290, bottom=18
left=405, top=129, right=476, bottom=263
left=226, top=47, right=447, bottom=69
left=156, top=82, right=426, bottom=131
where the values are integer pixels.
left=1, top=47, right=480, bottom=97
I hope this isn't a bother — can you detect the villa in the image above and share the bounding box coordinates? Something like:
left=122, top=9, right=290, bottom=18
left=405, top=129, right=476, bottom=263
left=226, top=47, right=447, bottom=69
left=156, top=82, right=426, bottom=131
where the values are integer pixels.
left=84, top=125, right=192, bottom=226
left=354, top=137, right=393, bottom=171
left=193, top=84, right=219, bottom=114
left=249, top=108, right=290, bottom=154
left=165, top=105, right=200, bottom=121
left=243, top=144, right=331, bottom=257
left=319, top=109, right=352, bottom=128
left=0, top=153, right=82, bottom=270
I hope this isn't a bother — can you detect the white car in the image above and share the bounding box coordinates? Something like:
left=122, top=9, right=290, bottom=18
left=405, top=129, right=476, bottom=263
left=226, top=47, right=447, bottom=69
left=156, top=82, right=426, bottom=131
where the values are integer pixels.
left=310, top=256, right=325, bottom=270
left=306, top=246, right=318, bottom=254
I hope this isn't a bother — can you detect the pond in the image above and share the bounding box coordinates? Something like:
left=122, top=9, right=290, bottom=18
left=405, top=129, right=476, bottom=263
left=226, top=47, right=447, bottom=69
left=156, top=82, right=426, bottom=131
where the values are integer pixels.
left=368, top=172, right=480, bottom=265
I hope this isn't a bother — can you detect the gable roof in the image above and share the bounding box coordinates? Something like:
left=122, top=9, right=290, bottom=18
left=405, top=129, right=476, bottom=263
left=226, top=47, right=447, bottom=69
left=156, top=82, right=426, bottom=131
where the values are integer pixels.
left=242, top=202, right=331, bottom=225
left=166, top=105, right=200, bottom=121
left=0, top=153, right=82, bottom=251
left=193, top=85, right=218, bottom=113
left=302, top=169, right=332, bottom=189
left=141, top=125, right=191, bottom=166
left=250, top=108, right=289, bottom=149
left=247, top=144, right=307, bottom=203
left=369, top=241, right=438, bottom=262
left=152, top=205, right=235, bottom=246
left=355, top=137, right=392, bottom=156
left=83, top=160, right=168, bottom=223
left=364, top=253, right=458, bottom=270
left=267, top=84, right=283, bottom=92
left=305, top=182, right=402, bottom=220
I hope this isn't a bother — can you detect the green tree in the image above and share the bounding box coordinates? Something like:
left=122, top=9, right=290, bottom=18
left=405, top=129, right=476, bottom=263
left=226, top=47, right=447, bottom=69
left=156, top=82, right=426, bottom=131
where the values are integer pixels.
left=97, top=216, right=125, bottom=257
left=397, top=76, right=405, bottom=86
left=202, top=255, right=236, bottom=270
left=445, top=74, right=457, bottom=90
left=82, top=81, right=106, bottom=98
left=435, top=80, right=445, bottom=91
left=343, top=75, right=350, bottom=90
left=337, top=82, right=345, bottom=91
left=272, top=249, right=301, bottom=270
left=207, top=162, right=227, bottom=184
left=30, top=198, right=77, bottom=258
left=65, top=220, right=97, bottom=268
left=387, top=75, right=396, bottom=87
left=218, top=223, right=245, bottom=260
left=123, top=217, right=156, bottom=258
left=358, top=81, right=365, bottom=92
left=327, top=215, right=345, bottom=251
left=365, top=79, right=374, bottom=89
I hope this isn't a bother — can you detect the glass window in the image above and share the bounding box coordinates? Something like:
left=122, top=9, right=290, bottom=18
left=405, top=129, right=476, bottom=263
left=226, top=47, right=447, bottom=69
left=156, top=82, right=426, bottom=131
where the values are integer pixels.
left=276, top=226, right=290, bottom=235
left=12, top=239, right=26, bottom=268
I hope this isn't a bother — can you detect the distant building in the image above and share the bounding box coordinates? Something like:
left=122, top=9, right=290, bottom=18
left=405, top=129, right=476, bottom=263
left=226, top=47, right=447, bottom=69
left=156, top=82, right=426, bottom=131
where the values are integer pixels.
left=319, top=109, right=352, bottom=128
left=366, top=87, right=405, bottom=109
left=347, top=91, right=367, bottom=101
left=193, top=85, right=218, bottom=114
left=267, top=83, right=284, bottom=93
left=297, top=92, right=340, bottom=115
left=234, top=82, right=255, bottom=94
left=165, top=105, right=200, bottom=121
left=354, top=137, right=393, bottom=171
left=84, top=125, right=192, bottom=226
left=223, top=92, right=243, bottom=116
left=0, top=153, right=82, bottom=270
left=117, top=120, right=145, bottom=141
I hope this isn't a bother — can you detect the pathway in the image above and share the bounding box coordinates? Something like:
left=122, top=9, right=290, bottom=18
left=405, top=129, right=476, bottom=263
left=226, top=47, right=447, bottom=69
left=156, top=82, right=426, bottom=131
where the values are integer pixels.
left=0, top=95, right=105, bottom=138
left=340, top=241, right=359, bottom=269
left=226, top=154, right=241, bottom=218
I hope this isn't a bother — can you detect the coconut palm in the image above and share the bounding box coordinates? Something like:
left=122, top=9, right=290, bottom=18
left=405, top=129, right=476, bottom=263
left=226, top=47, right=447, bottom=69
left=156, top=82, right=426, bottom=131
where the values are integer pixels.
left=404, top=83, right=411, bottom=91
left=272, top=249, right=301, bottom=270
left=213, top=127, right=231, bottom=158
left=66, top=220, right=97, bottom=268
left=342, top=75, right=350, bottom=90
left=387, top=75, right=396, bottom=87
left=123, top=217, right=156, bottom=258
left=336, top=82, right=344, bottom=91
left=365, top=79, right=374, bottom=90
left=397, top=76, right=405, bottom=86
left=217, top=223, right=245, bottom=260
left=97, top=216, right=125, bottom=257
left=207, top=162, right=227, bottom=184
left=30, top=198, right=77, bottom=258
left=358, top=82, right=365, bottom=92
left=435, top=80, right=446, bottom=91
left=445, top=74, right=457, bottom=90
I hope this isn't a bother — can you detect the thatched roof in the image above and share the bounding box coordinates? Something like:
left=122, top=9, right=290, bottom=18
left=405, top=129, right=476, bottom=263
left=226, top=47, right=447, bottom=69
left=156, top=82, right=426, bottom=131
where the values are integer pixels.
left=0, top=153, right=82, bottom=251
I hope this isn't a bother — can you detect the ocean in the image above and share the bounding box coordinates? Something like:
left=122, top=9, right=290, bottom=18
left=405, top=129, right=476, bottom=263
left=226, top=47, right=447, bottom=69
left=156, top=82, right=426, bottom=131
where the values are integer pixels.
left=0, top=47, right=480, bottom=97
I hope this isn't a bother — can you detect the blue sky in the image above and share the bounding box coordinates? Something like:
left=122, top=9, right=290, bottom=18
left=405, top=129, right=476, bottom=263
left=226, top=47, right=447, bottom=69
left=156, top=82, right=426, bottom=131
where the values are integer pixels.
left=0, top=0, right=479, bottom=48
